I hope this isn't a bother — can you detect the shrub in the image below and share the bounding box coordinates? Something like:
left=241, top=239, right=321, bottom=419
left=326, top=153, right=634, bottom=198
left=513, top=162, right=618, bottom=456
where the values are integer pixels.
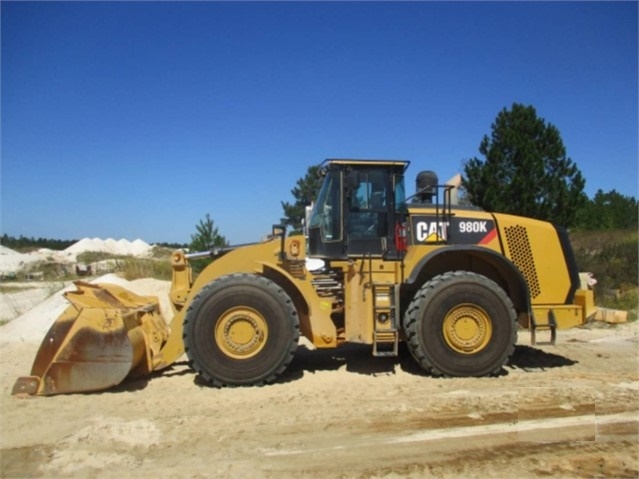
left=603, top=289, right=638, bottom=321
left=572, top=230, right=638, bottom=292
left=571, top=229, right=638, bottom=317
left=119, top=258, right=172, bottom=281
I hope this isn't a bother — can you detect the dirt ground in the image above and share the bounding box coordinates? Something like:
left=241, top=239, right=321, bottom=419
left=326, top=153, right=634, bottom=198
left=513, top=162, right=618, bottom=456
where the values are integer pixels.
left=0, top=282, right=637, bottom=479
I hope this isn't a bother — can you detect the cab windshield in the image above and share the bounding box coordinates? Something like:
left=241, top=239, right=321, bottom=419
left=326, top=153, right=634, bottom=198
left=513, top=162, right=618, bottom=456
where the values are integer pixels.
left=308, top=170, right=342, bottom=241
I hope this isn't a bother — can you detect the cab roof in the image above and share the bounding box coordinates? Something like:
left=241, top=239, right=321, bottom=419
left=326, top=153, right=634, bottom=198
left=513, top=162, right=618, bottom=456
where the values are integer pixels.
left=321, top=158, right=410, bottom=171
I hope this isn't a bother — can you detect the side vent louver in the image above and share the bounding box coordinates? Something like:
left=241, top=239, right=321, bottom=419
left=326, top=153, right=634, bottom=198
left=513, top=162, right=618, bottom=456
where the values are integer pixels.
left=504, top=225, right=541, bottom=298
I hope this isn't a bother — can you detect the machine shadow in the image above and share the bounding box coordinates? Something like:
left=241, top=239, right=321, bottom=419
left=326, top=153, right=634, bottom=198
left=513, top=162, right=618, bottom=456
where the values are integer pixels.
left=112, top=342, right=579, bottom=392
left=281, top=342, right=579, bottom=384
left=105, top=361, right=194, bottom=394
left=283, top=342, right=424, bottom=383
left=506, top=345, right=578, bottom=371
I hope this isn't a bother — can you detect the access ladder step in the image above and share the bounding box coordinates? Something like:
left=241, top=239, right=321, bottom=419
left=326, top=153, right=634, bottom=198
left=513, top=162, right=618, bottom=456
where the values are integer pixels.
left=372, top=330, right=399, bottom=357
left=530, top=310, right=557, bottom=346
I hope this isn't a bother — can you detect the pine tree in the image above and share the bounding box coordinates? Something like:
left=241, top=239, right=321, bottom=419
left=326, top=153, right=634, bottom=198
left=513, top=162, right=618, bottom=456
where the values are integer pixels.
left=463, top=103, right=587, bottom=227
left=188, top=213, right=228, bottom=275
left=189, top=213, right=227, bottom=252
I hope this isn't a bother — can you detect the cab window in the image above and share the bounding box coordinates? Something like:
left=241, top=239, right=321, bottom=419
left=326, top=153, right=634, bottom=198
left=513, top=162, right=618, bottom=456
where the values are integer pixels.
left=309, top=170, right=342, bottom=242
left=348, top=169, right=389, bottom=238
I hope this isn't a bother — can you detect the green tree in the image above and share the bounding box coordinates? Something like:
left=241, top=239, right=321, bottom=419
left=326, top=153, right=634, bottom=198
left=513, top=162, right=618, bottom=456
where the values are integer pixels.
left=280, top=165, right=323, bottom=234
left=189, top=213, right=227, bottom=252
left=188, top=213, right=228, bottom=276
left=575, top=189, right=639, bottom=230
left=463, top=103, right=587, bottom=226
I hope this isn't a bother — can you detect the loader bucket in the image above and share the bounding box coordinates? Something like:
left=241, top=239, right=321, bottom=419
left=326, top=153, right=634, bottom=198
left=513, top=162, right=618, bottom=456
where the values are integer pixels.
left=11, top=281, right=171, bottom=396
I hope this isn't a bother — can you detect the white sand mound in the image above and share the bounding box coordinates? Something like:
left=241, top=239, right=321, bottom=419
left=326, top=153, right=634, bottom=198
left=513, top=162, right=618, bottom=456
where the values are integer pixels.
left=0, top=238, right=153, bottom=274
left=0, top=245, right=40, bottom=273
left=64, top=238, right=153, bottom=257
left=0, top=282, right=76, bottom=343
left=0, top=245, right=19, bottom=256
left=0, top=274, right=171, bottom=344
left=0, top=284, right=68, bottom=323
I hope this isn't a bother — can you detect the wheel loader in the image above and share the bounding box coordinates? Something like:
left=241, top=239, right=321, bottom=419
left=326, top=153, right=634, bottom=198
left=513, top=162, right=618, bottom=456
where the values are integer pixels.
left=12, top=159, right=597, bottom=396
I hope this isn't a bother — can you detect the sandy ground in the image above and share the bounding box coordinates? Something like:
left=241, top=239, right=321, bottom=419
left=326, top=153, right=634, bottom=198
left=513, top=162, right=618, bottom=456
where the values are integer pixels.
left=0, top=280, right=638, bottom=479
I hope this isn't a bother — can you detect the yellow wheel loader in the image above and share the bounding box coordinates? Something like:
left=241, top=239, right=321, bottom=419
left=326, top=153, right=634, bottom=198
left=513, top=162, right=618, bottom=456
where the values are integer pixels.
left=12, top=159, right=597, bottom=396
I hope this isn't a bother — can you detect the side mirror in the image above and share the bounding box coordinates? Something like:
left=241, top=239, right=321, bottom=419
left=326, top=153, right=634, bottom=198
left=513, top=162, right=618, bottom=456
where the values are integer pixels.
left=272, top=225, right=286, bottom=237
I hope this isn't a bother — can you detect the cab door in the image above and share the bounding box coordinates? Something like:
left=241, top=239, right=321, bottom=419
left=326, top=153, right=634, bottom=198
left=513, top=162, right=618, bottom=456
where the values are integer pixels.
left=346, top=168, right=391, bottom=257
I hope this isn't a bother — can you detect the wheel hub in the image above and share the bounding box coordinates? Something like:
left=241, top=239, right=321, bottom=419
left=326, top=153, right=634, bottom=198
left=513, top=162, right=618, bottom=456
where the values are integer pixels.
left=215, top=307, right=268, bottom=359
left=442, top=304, right=492, bottom=354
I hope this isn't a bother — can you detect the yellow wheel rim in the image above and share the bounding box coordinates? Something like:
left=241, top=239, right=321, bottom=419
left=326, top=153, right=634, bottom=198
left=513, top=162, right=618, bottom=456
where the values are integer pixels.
left=215, top=307, right=268, bottom=359
left=442, top=304, right=492, bottom=354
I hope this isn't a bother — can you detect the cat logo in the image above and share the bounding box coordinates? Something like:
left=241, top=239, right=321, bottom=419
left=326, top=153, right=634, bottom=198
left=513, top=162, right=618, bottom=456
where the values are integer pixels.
left=416, top=221, right=449, bottom=242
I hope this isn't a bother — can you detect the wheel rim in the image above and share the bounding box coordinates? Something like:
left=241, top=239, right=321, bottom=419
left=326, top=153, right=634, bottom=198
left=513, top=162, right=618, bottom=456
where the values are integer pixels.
left=442, top=304, right=492, bottom=354
left=214, top=306, right=268, bottom=359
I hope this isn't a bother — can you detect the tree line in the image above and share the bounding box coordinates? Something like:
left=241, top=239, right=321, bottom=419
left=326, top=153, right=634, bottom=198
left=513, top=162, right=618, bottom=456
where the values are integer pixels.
left=0, top=234, right=77, bottom=251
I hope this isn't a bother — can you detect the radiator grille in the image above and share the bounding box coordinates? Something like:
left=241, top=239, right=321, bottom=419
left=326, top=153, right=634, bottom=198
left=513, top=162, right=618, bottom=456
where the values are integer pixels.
left=504, top=225, right=541, bottom=298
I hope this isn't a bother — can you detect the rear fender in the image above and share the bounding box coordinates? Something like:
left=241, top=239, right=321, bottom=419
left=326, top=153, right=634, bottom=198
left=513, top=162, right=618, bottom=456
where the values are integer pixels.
left=406, top=245, right=531, bottom=315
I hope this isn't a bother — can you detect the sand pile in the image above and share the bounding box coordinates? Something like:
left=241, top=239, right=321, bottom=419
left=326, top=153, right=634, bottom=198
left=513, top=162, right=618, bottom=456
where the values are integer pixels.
left=0, top=238, right=153, bottom=274
left=0, top=274, right=171, bottom=343
left=64, top=238, right=152, bottom=257
left=0, top=283, right=70, bottom=323
left=0, top=245, right=40, bottom=273
left=0, top=282, right=77, bottom=342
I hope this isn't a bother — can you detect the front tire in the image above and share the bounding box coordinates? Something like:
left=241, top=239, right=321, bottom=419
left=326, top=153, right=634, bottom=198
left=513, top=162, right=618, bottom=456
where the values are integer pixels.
left=183, top=273, right=299, bottom=387
left=403, top=271, right=517, bottom=377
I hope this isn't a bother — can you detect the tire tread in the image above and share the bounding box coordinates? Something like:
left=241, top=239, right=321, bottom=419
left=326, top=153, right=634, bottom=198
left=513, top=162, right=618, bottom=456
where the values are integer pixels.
left=403, top=271, right=517, bottom=377
left=183, top=273, right=299, bottom=387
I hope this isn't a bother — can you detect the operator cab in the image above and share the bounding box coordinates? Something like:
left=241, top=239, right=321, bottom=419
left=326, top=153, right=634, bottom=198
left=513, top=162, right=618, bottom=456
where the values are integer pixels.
left=307, top=159, right=409, bottom=260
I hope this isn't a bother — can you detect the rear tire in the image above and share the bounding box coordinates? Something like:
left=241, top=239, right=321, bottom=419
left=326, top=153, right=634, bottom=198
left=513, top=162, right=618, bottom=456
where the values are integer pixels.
left=183, top=273, right=299, bottom=387
left=403, top=271, right=517, bottom=377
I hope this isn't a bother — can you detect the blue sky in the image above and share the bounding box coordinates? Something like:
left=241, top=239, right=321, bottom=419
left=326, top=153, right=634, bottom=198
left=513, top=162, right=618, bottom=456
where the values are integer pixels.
left=2, top=1, right=637, bottom=245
